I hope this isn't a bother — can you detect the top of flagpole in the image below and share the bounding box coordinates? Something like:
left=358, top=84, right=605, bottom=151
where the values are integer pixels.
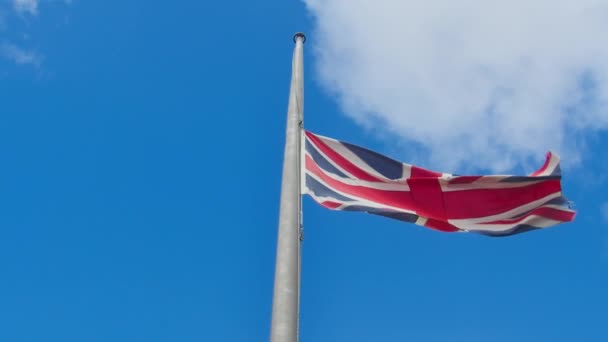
left=293, top=32, right=306, bottom=44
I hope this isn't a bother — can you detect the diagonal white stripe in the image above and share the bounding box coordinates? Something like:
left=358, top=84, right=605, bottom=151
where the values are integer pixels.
left=306, top=135, right=356, bottom=179
left=460, top=215, right=562, bottom=233
left=304, top=170, right=417, bottom=215
left=306, top=151, right=410, bottom=191
left=448, top=192, right=562, bottom=225
left=441, top=177, right=545, bottom=192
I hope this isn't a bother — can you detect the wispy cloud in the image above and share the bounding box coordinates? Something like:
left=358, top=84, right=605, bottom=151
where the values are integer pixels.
left=1, top=42, right=41, bottom=66
left=13, top=0, right=38, bottom=16
left=1, top=0, right=70, bottom=67
left=304, top=0, right=608, bottom=172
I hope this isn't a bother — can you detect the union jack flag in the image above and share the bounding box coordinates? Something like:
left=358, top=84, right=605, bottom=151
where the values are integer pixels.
left=302, top=131, right=575, bottom=236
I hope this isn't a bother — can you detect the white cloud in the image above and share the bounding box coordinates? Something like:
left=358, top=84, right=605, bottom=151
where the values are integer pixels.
left=13, top=0, right=38, bottom=16
left=1, top=43, right=41, bottom=66
left=304, top=0, right=608, bottom=172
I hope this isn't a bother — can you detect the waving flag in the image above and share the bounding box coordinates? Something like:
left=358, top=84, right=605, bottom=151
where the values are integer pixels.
left=302, top=131, right=575, bottom=236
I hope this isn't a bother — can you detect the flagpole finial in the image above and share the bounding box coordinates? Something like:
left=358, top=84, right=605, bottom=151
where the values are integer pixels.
left=293, top=32, right=306, bottom=44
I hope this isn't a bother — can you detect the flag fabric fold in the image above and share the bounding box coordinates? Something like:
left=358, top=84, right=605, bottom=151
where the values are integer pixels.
left=302, top=130, right=575, bottom=236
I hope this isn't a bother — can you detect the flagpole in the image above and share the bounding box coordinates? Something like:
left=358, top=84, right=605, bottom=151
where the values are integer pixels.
left=270, top=32, right=305, bottom=342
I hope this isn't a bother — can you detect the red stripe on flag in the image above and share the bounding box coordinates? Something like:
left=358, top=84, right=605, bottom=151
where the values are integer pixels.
left=306, top=155, right=416, bottom=211
left=306, top=131, right=381, bottom=182
left=448, top=176, right=483, bottom=184
left=443, top=180, right=562, bottom=219
left=407, top=178, right=446, bottom=220
left=411, top=166, right=442, bottom=178
left=483, top=206, right=575, bottom=224
left=530, top=152, right=552, bottom=176
left=321, top=201, right=343, bottom=209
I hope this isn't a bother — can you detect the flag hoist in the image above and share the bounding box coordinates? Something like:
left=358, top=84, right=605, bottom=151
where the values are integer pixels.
left=270, top=32, right=305, bottom=342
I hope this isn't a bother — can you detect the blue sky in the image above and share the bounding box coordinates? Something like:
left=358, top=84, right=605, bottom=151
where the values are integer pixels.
left=1, top=1, right=607, bottom=341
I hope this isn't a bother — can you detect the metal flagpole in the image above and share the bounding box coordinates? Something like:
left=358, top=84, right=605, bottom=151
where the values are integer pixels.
left=270, top=32, right=305, bottom=342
